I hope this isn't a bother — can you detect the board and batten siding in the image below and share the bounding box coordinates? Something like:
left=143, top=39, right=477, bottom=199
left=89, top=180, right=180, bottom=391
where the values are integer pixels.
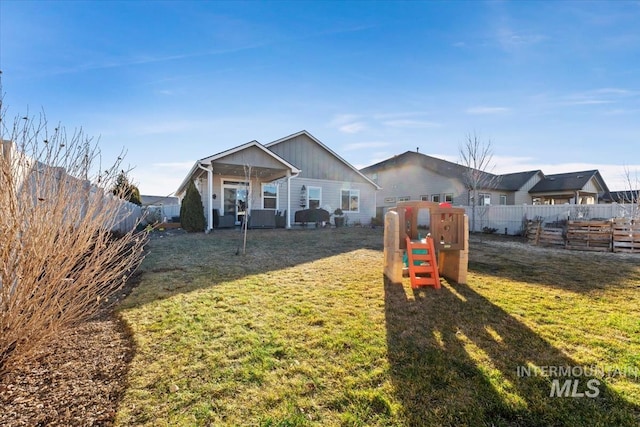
left=513, top=174, right=542, bottom=205
left=583, top=177, right=602, bottom=193
left=268, top=134, right=370, bottom=184
left=219, top=145, right=287, bottom=170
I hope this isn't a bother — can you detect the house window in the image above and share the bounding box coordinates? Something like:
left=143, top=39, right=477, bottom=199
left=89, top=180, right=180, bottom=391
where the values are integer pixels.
left=479, top=193, right=491, bottom=206
left=445, top=193, right=453, bottom=203
left=341, top=189, right=360, bottom=212
left=499, top=194, right=507, bottom=205
left=431, top=194, right=440, bottom=203
left=384, top=197, right=396, bottom=204
left=420, top=195, right=429, bottom=201
left=262, top=183, right=278, bottom=209
left=398, top=196, right=410, bottom=202
left=308, top=186, right=321, bottom=209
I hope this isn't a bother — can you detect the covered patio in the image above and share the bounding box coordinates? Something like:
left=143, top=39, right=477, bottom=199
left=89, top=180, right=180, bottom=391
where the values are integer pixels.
left=176, top=141, right=301, bottom=231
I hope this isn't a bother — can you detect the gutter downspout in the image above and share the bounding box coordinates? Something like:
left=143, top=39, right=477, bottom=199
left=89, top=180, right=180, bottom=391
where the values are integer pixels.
left=197, top=163, right=214, bottom=232
left=287, top=169, right=300, bottom=229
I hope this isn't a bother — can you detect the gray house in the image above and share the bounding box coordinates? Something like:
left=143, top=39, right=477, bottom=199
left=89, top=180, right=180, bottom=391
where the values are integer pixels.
left=360, top=151, right=542, bottom=216
left=176, top=130, right=380, bottom=231
left=528, top=170, right=611, bottom=205
left=360, top=151, right=612, bottom=215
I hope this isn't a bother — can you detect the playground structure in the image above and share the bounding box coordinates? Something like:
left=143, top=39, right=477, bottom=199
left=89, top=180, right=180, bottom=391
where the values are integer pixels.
left=384, top=201, right=469, bottom=287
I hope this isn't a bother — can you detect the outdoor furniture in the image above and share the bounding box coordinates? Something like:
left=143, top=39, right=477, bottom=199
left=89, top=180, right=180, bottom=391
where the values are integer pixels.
left=248, top=209, right=276, bottom=229
left=214, top=210, right=236, bottom=228
left=275, top=210, right=287, bottom=228
left=294, top=208, right=330, bottom=226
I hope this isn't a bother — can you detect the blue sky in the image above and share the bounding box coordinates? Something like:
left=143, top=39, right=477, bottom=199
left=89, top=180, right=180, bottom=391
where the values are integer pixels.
left=1, top=0, right=639, bottom=196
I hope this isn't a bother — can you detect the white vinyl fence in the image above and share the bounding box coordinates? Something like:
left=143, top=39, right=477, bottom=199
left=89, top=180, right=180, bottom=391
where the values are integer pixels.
left=111, top=197, right=143, bottom=234
left=460, top=203, right=639, bottom=235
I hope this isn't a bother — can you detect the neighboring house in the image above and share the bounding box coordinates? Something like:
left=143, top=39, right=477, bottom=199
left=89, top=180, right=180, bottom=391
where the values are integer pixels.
left=528, top=170, right=612, bottom=205
left=176, top=130, right=380, bottom=231
left=140, top=195, right=180, bottom=206
left=609, top=190, right=639, bottom=204
left=360, top=150, right=612, bottom=215
left=140, top=194, right=181, bottom=222
left=360, top=151, right=542, bottom=216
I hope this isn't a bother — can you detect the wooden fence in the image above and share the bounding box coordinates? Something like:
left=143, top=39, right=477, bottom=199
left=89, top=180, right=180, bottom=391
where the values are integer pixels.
left=526, top=219, right=640, bottom=253
left=612, top=219, right=640, bottom=253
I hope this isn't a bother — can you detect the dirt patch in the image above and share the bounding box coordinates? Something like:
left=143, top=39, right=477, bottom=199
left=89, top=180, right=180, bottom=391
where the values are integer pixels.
left=0, top=274, right=142, bottom=426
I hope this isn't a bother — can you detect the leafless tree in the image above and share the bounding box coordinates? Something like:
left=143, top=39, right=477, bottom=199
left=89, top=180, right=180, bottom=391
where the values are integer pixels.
left=459, top=132, right=501, bottom=232
left=0, top=106, right=146, bottom=374
left=618, top=166, right=640, bottom=219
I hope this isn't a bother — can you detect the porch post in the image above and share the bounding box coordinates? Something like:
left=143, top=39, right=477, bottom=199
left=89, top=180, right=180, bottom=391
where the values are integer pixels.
left=207, top=166, right=213, bottom=231
left=286, top=169, right=292, bottom=229
left=197, top=163, right=214, bottom=232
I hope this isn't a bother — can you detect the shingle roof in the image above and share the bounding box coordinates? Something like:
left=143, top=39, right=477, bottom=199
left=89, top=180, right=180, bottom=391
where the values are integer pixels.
left=362, top=151, right=475, bottom=179
left=609, top=190, right=639, bottom=203
left=495, top=170, right=541, bottom=191
left=361, top=151, right=538, bottom=191
left=529, top=170, right=602, bottom=193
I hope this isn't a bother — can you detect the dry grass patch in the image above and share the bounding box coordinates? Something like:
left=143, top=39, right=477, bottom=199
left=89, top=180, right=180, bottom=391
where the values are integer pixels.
left=116, top=229, right=640, bottom=426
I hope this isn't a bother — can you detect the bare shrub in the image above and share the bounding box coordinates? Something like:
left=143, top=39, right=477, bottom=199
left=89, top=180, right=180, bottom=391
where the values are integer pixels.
left=0, top=110, right=147, bottom=375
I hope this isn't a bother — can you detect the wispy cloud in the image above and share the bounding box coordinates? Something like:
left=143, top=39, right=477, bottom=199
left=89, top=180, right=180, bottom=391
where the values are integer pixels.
left=559, top=87, right=636, bottom=107
left=329, top=114, right=368, bottom=134
left=49, top=43, right=269, bottom=76
left=382, top=119, right=441, bottom=129
left=372, top=111, right=432, bottom=120
left=339, top=122, right=367, bottom=134
left=465, top=106, right=510, bottom=115
left=496, top=28, right=547, bottom=51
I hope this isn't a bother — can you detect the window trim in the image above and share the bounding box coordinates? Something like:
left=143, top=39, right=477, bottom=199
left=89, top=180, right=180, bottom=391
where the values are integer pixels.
left=308, top=186, right=322, bottom=209
left=397, top=196, right=410, bottom=202
left=444, top=193, right=453, bottom=203
left=262, top=182, right=278, bottom=210
left=431, top=194, right=440, bottom=203
left=499, top=194, right=507, bottom=205
left=341, top=189, right=360, bottom=213
left=479, top=193, right=491, bottom=206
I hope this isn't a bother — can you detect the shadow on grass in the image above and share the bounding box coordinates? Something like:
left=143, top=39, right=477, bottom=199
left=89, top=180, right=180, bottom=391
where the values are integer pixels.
left=467, top=238, right=640, bottom=293
left=121, top=227, right=384, bottom=308
left=384, top=277, right=640, bottom=426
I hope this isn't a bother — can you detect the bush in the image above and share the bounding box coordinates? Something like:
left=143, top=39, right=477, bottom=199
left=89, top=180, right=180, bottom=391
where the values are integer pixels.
left=0, top=110, right=146, bottom=375
left=179, top=180, right=205, bottom=232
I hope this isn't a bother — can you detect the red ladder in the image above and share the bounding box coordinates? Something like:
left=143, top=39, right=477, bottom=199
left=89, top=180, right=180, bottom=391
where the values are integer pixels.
left=405, top=235, right=441, bottom=289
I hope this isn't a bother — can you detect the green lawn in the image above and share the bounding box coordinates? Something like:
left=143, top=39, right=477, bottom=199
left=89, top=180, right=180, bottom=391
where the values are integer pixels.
left=115, top=228, right=640, bottom=426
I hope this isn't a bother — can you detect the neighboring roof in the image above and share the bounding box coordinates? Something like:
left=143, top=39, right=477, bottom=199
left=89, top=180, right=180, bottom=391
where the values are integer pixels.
left=361, top=151, right=466, bottom=180
left=176, top=140, right=302, bottom=196
left=495, top=170, right=542, bottom=191
left=140, top=195, right=180, bottom=206
left=266, top=130, right=381, bottom=189
left=529, top=170, right=609, bottom=193
left=362, top=151, right=509, bottom=189
left=609, top=190, right=639, bottom=203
